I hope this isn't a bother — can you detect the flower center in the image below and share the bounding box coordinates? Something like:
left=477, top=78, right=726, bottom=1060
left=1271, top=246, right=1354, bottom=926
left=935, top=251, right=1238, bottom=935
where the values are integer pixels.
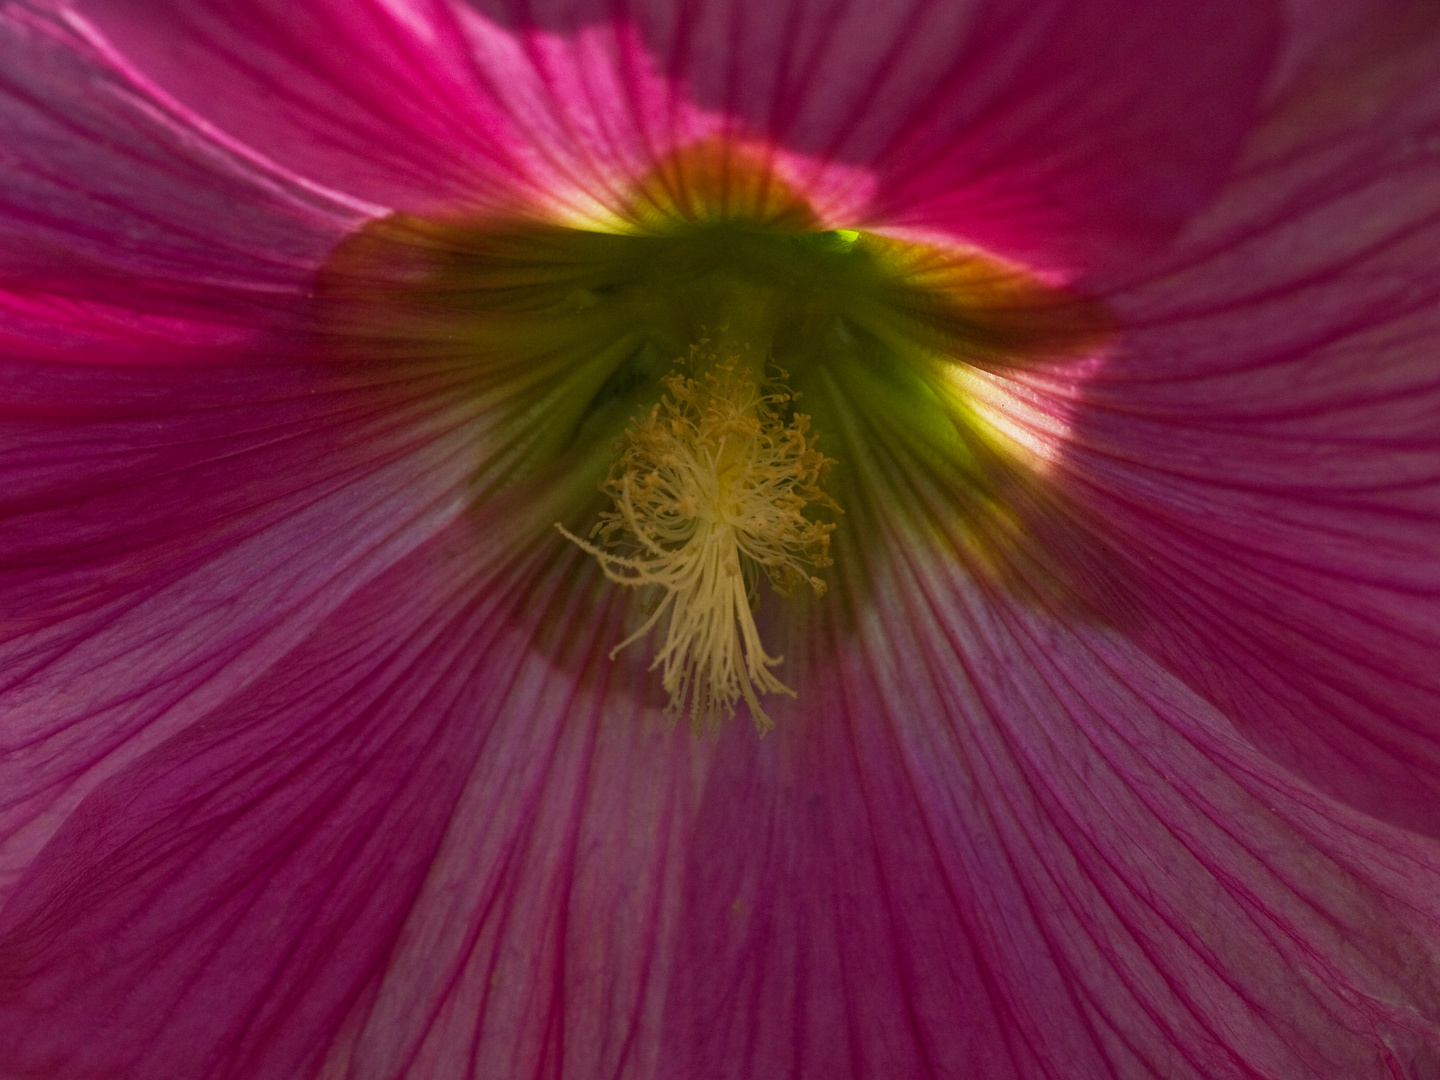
left=557, top=342, right=836, bottom=731
left=312, top=140, right=1110, bottom=732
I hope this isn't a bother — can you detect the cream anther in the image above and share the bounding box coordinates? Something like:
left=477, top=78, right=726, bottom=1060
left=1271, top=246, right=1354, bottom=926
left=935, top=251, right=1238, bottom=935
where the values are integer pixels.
left=558, top=349, right=834, bottom=730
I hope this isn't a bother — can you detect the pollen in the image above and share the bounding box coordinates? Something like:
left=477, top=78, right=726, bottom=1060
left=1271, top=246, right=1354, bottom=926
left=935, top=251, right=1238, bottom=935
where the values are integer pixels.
left=558, top=348, right=836, bottom=731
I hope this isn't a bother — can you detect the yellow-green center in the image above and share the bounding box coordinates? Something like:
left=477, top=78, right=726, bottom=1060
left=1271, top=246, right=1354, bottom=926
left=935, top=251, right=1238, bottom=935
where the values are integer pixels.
left=314, top=142, right=1109, bottom=729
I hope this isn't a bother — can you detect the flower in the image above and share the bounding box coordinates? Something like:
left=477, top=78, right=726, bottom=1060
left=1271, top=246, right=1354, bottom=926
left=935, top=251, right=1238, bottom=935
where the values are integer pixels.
left=1, top=0, right=1439, bottom=1078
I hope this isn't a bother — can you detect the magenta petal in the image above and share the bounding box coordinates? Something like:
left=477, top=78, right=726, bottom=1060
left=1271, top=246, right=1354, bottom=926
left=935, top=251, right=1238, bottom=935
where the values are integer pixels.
left=471, top=0, right=1279, bottom=265
left=66, top=0, right=564, bottom=214
left=601, top=0, right=1280, bottom=266
left=11, top=531, right=1439, bottom=1078
left=0, top=3, right=367, bottom=323
left=69, top=0, right=1280, bottom=265
left=0, top=4, right=488, bottom=912
left=1057, top=9, right=1440, bottom=836
left=659, top=556, right=1440, bottom=1078
left=860, top=0, right=1278, bottom=266
left=0, top=517, right=692, bottom=1079
left=3, top=1, right=1440, bottom=1078
left=0, top=357, right=479, bottom=900
left=0, top=526, right=498, bottom=1079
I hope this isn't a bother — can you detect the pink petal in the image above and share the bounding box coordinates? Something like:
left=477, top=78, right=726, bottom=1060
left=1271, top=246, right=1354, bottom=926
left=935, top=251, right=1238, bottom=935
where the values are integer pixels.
left=63, top=0, right=601, bottom=216
left=0, top=359, right=480, bottom=897
left=7, top=503, right=1440, bottom=1078
left=1049, top=6, right=1440, bottom=836
left=0, top=7, right=487, bottom=905
left=706, top=0, right=1279, bottom=267
left=1, top=1, right=1438, bottom=1078
left=0, top=2, right=376, bottom=372
left=653, top=533, right=1440, bottom=1077
left=69, top=0, right=1278, bottom=267
left=0, top=506, right=692, bottom=1079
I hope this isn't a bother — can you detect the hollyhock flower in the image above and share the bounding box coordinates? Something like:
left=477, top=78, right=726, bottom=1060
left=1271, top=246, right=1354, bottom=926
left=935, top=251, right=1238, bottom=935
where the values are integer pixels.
left=2, top=0, right=1440, bottom=1076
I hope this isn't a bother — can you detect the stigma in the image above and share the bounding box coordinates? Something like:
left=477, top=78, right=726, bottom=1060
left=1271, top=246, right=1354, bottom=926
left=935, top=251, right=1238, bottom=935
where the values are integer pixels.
left=558, top=346, right=835, bottom=731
